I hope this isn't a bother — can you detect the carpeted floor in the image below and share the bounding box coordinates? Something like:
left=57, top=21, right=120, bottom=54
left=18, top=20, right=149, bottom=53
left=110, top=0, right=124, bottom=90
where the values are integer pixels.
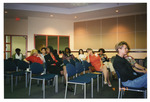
left=4, top=76, right=145, bottom=99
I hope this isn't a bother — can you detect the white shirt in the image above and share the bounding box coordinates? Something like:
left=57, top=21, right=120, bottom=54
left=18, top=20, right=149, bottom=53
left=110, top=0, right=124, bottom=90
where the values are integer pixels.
left=15, top=54, right=22, bottom=60
left=78, top=54, right=86, bottom=61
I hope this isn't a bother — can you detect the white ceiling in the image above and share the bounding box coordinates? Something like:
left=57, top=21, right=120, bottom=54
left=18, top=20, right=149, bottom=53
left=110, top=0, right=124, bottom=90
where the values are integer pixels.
left=4, top=3, right=146, bottom=21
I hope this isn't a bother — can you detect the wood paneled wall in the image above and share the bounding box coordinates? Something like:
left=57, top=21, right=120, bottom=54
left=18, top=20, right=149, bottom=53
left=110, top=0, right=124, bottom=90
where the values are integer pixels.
left=74, top=14, right=147, bottom=50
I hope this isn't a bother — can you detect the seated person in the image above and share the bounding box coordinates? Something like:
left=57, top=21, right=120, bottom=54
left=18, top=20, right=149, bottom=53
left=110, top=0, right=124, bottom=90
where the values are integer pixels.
left=78, top=49, right=86, bottom=61
left=98, top=48, right=117, bottom=79
left=24, top=49, right=43, bottom=64
left=40, top=47, right=47, bottom=63
left=62, top=47, right=75, bottom=61
left=12, top=48, right=24, bottom=60
left=44, top=46, right=73, bottom=92
left=113, top=41, right=147, bottom=88
left=86, top=48, right=112, bottom=87
left=124, top=54, right=147, bottom=74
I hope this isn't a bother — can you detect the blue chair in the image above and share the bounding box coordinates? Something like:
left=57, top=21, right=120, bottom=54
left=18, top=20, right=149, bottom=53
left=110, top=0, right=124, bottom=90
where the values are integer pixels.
left=4, top=60, right=29, bottom=92
left=116, top=71, right=147, bottom=98
left=63, top=59, right=70, bottom=65
left=75, top=62, right=103, bottom=93
left=81, top=60, right=104, bottom=88
left=28, top=63, right=58, bottom=98
left=70, top=59, right=75, bottom=66
left=64, top=63, right=93, bottom=98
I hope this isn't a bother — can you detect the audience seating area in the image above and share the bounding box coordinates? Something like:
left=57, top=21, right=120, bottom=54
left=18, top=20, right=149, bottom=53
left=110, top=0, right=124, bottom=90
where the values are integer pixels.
left=4, top=57, right=147, bottom=99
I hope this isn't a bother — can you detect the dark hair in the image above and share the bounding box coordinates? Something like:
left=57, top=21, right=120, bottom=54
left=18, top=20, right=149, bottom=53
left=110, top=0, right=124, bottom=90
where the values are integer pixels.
left=47, top=46, right=54, bottom=53
left=41, top=47, right=46, bottom=51
left=98, top=48, right=105, bottom=53
left=78, top=49, right=84, bottom=55
left=53, top=49, right=57, bottom=54
left=64, top=47, right=71, bottom=54
left=15, top=48, right=21, bottom=53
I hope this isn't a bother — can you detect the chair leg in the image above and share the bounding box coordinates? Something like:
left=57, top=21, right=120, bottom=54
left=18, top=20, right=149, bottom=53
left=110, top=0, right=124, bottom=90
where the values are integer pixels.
left=15, top=76, right=18, bottom=86
left=28, top=78, right=32, bottom=96
left=91, top=78, right=93, bottom=98
left=64, top=83, right=68, bottom=98
left=118, top=88, right=120, bottom=98
left=53, top=77, right=55, bottom=87
left=11, top=75, right=13, bottom=92
left=84, top=83, right=86, bottom=99
left=55, top=75, right=58, bottom=93
left=25, top=72, right=28, bottom=88
left=102, top=73, right=104, bottom=88
left=43, top=79, right=45, bottom=98
left=97, top=75, right=99, bottom=92
left=74, top=84, right=77, bottom=95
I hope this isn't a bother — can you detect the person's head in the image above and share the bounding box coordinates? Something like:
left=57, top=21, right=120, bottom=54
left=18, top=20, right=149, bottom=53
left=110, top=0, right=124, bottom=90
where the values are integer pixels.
left=30, top=49, right=38, bottom=56
left=98, top=48, right=105, bottom=55
left=15, top=48, right=21, bottom=54
left=64, top=47, right=71, bottom=54
left=86, top=48, right=93, bottom=55
left=78, top=49, right=84, bottom=55
left=47, top=46, right=54, bottom=54
left=41, top=47, right=46, bottom=54
left=115, top=41, right=130, bottom=55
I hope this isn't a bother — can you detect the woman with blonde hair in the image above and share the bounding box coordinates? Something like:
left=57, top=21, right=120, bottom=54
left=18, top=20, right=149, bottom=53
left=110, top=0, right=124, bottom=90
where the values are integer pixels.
left=24, top=49, right=44, bottom=64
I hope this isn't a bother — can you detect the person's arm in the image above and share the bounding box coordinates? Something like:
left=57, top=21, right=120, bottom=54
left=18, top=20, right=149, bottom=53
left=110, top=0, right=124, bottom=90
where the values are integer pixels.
left=86, top=54, right=90, bottom=63
left=133, top=67, right=147, bottom=73
left=37, top=54, right=44, bottom=61
left=44, top=55, right=55, bottom=65
left=24, top=59, right=30, bottom=64
left=135, top=63, right=145, bottom=70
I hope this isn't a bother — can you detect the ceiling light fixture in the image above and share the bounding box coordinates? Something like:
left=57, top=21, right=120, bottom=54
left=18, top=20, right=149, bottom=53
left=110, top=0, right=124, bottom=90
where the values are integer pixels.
left=74, top=16, right=77, bottom=19
left=4, top=11, right=8, bottom=14
left=50, top=15, right=54, bottom=17
left=116, top=10, right=119, bottom=13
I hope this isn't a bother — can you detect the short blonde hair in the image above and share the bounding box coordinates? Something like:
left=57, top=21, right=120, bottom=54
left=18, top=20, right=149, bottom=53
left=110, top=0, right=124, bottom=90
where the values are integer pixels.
left=30, top=49, right=38, bottom=56
left=115, top=41, right=130, bottom=52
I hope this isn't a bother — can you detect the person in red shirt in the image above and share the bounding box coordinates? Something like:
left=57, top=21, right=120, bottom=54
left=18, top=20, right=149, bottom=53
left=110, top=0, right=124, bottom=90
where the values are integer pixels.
left=86, top=48, right=112, bottom=87
left=24, top=49, right=43, bottom=64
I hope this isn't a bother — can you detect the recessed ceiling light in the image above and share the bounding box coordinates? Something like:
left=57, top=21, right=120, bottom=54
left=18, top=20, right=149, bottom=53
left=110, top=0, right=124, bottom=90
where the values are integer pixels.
left=50, top=15, right=54, bottom=17
left=74, top=16, right=77, bottom=19
left=116, top=10, right=119, bottom=13
left=4, top=11, right=8, bottom=14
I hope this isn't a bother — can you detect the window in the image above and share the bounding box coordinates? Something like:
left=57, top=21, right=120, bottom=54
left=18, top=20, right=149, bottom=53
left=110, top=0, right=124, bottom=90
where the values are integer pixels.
left=34, top=34, right=70, bottom=54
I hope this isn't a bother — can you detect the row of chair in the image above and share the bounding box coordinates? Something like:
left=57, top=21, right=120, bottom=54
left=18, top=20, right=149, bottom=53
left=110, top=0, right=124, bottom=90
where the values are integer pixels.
left=63, top=59, right=104, bottom=98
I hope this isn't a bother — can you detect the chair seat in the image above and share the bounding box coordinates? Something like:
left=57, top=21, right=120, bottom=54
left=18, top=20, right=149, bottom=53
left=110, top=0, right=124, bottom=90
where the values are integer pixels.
left=32, top=74, right=56, bottom=80
left=68, top=75, right=91, bottom=83
left=82, top=73, right=97, bottom=79
left=5, top=71, right=25, bottom=76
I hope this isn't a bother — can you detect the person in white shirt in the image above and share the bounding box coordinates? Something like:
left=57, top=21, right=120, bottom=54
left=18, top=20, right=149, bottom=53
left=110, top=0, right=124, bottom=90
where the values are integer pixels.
left=12, top=48, right=24, bottom=60
left=78, top=49, right=86, bottom=61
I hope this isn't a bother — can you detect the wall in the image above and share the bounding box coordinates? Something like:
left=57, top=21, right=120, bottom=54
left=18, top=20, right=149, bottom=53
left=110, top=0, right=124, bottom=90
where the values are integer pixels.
left=4, top=18, right=28, bottom=35
left=28, top=17, right=74, bottom=51
left=74, top=14, right=147, bottom=50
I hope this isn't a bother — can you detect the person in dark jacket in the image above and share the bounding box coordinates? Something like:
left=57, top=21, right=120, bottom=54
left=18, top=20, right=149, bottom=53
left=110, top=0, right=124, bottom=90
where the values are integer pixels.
left=113, top=41, right=147, bottom=88
left=44, top=46, right=74, bottom=92
left=44, top=46, right=64, bottom=75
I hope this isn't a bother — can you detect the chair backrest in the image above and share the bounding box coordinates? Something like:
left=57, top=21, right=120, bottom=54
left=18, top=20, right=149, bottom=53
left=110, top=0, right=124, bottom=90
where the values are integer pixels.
left=143, top=57, right=147, bottom=68
left=75, top=58, right=80, bottom=62
left=70, top=59, right=75, bottom=66
left=75, top=62, right=84, bottom=74
left=18, top=61, right=29, bottom=70
left=4, top=60, right=16, bottom=71
left=66, top=63, right=76, bottom=77
left=13, top=59, right=20, bottom=66
left=111, top=56, right=116, bottom=64
left=82, top=60, right=91, bottom=70
left=63, top=59, right=70, bottom=65
left=30, top=63, right=44, bottom=74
